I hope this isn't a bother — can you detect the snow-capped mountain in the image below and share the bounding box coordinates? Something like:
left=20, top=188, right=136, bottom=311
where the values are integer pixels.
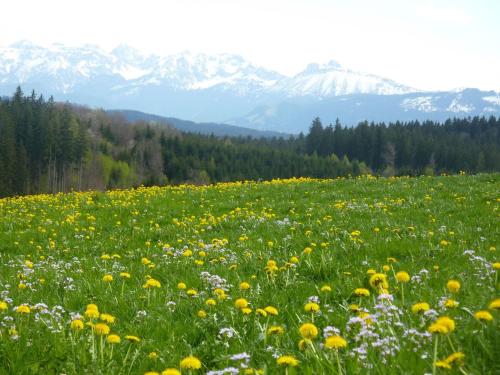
left=0, top=41, right=413, bottom=97
left=273, top=60, right=415, bottom=97
left=0, top=41, right=498, bottom=132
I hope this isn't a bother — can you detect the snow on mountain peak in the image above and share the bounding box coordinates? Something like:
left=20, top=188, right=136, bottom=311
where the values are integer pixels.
left=0, top=41, right=416, bottom=97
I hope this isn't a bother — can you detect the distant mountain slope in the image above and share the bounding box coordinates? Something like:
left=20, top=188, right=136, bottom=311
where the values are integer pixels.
left=108, top=110, right=290, bottom=138
left=230, top=89, right=500, bottom=133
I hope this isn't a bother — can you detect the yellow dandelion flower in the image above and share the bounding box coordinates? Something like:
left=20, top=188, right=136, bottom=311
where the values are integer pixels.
left=445, top=352, right=465, bottom=365
left=102, top=274, right=113, bottom=282
left=85, top=308, right=100, bottom=319
left=205, top=298, right=217, bottom=307
left=436, top=316, right=455, bottom=332
left=0, top=301, right=8, bottom=311
left=143, top=278, right=161, bottom=289
left=180, top=356, right=202, bottom=370
left=177, top=282, right=187, bottom=290
left=446, top=280, right=460, bottom=293
left=435, top=360, right=451, bottom=369
left=234, top=298, right=249, bottom=309
left=120, top=272, right=131, bottom=279
left=488, top=298, right=500, bottom=310
left=369, top=273, right=388, bottom=289
left=474, top=310, right=493, bottom=322
left=492, top=262, right=500, bottom=270
left=94, top=323, right=110, bottom=336
left=100, top=313, right=115, bottom=324
left=299, top=323, right=318, bottom=339
left=239, top=282, right=251, bottom=290
left=256, top=308, right=267, bottom=317
left=320, top=285, right=332, bottom=292
left=144, top=372, right=159, bottom=375
left=186, top=289, right=197, bottom=296
left=106, top=334, right=121, bottom=344
left=125, top=335, right=141, bottom=343
left=264, top=306, right=278, bottom=315
left=276, top=355, right=299, bottom=367
left=304, top=302, right=320, bottom=313
left=396, top=271, right=410, bottom=283
left=70, top=319, right=84, bottom=331
left=149, top=352, right=158, bottom=360
left=162, top=369, right=181, bottom=375
left=197, top=310, right=207, bottom=318
left=16, top=305, right=30, bottom=314
left=428, top=323, right=449, bottom=334
left=444, top=299, right=459, bottom=308
left=354, top=288, right=370, bottom=297
left=324, top=335, right=347, bottom=349
left=349, top=304, right=360, bottom=312
left=241, top=307, right=252, bottom=315
left=267, top=326, right=285, bottom=335
left=411, top=302, right=430, bottom=314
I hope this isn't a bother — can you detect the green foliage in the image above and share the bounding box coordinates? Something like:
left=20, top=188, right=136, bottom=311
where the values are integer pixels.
left=0, top=174, right=498, bottom=374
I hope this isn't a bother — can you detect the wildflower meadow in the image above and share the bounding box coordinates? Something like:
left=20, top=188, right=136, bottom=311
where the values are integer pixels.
left=0, top=174, right=498, bottom=374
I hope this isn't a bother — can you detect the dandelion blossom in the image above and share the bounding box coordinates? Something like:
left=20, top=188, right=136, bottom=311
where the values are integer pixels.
left=264, top=306, right=278, bottom=315
left=435, top=361, right=451, bottom=370
left=435, top=316, right=455, bottom=332
left=125, top=335, right=141, bottom=343
left=354, top=288, right=370, bottom=297
left=396, top=271, right=410, bottom=283
left=444, top=299, right=459, bottom=309
left=234, top=298, right=249, bottom=309
left=70, top=319, right=84, bottom=331
left=107, top=334, right=121, bottom=344
left=446, top=280, right=460, bottom=293
left=304, top=302, right=320, bottom=313
left=474, top=310, right=493, bottom=322
left=267, top=326, right=285, bottom=335
left=324, top=335, right=347, bottom=349
left=162, top=369, right=181, bottom=375
left=16, top=305, right=31, bottom=314
left=369, top=273, right=388, bottom=289
left=299, top=323, right=318, bottom=339
left=488, top=298, right=500, bottom=310
left=411, top=302, right=430, bottom=314
left=180, top=356, right=202, bottom=370
left=276, top=355, right=299, bottom=367
left=94, top=323, right=110, bottom=336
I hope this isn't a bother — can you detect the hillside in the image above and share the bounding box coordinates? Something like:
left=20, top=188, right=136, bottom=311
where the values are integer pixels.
left=108, top=109, right=290, bottom=138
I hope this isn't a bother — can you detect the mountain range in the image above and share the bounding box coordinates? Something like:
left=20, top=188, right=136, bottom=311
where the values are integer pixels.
left=1, top=41, right=499, bottom=134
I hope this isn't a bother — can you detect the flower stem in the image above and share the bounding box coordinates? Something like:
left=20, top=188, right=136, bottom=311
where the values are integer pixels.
left=335, top=350, right=343, bottom=375
left=432, top=335, right=439, bottom=375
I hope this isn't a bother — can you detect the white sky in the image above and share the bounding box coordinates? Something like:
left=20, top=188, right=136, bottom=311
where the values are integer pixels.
left=2, top=0, right=500, bottom=91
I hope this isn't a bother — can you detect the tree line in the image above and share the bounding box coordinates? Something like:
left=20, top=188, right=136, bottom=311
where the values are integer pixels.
left=0, top=88, right=498, bottom=197
left=304, top=116, right=500, bottom=176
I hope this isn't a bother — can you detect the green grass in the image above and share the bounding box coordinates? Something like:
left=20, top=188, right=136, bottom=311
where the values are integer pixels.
left=0, top=174, right=499, bottom=374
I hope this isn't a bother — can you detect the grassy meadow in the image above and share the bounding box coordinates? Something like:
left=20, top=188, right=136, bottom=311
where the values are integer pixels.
left=0, top=174, right=499, bottom=374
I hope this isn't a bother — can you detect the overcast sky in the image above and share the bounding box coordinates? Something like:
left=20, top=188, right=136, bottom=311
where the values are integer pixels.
left=2, top=0, right=499, bottom=92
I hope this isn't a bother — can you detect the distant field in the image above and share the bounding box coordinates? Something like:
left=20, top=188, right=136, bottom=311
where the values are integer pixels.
left=0, top=174, right=498, bottom=374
